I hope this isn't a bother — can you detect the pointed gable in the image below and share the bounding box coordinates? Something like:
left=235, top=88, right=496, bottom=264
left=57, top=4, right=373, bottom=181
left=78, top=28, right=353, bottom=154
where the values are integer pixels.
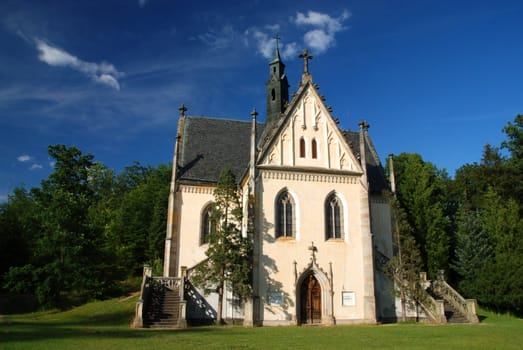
left=258, top=80, right=362, bottom=174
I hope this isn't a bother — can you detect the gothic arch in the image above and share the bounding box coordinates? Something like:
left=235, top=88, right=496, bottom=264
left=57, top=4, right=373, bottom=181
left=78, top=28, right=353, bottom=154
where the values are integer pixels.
left=295, top=261, right=334, bottom=325
left=274, top=188, right=298, bottom=239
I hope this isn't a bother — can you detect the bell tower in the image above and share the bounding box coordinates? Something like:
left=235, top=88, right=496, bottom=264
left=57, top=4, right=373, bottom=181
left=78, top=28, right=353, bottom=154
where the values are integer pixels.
left=266, top=37, right=289, bottom=125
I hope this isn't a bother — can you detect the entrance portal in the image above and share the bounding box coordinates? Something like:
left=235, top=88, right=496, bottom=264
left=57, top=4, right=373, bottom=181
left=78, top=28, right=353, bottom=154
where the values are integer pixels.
left=300, top=274, right=322, bottom=324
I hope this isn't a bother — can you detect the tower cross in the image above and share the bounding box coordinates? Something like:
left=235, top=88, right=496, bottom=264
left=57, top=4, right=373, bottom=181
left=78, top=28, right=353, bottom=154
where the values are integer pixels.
left=274, top=34, right=281, bottom=51
left=179, top=104, right=187, bottom=117
left=299, top=49, right=313, bottom=75
left=309, top=241, right=317, bottom=262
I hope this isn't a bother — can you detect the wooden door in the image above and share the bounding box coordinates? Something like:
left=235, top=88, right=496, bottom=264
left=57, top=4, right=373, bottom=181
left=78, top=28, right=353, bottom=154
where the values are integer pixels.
left=300, top=274, right=322, bottom=324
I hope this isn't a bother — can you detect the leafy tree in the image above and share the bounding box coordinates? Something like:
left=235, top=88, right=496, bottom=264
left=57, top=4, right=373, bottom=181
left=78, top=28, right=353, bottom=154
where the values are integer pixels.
left=385, top=195, right=425, bottom=321
left=452, top=206, right=493, bottom=299
left=0, top=188, right=38, bottom=288
left=501, top=114, right=523, bottom=168
left=191, top=166, right=252, bottom=324
left=479, top=190, right=523, bottom=313
left=3, top=145, right=112, bottom=307
left=391, top=153, right=452, bottom=278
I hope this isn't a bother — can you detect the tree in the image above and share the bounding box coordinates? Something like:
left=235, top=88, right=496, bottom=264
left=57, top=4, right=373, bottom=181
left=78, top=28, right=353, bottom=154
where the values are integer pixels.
left=386, top=195, right=425, bottom=321
left=391, top=153, right=452, bottom=278
left=502, top=114, right=523, bottom=168
left=190, top=166, right=252, bottom=324
left=452, top=206, right=493, bottom=299
left=479, top=190, right=523, bottom=314
left=3, top=145, right=112, bottom=307
left=0, top=188, right=38, bottom=288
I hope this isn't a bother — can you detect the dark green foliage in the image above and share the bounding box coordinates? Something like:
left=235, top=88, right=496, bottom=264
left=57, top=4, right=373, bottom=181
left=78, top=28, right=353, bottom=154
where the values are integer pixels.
left=1, top=145, right=170, bottom=309
left=390, top=153, right=453, bottom=278
left=191, top=166, right=252, bottom=324
left=452, top=207, right=493, bottom=299
left=450, top=115, right=523, bottom=314
left=385, top=195, right=425, bottom=321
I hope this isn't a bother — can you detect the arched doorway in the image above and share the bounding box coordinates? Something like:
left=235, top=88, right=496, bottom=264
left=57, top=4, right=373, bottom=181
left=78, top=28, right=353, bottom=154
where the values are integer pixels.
left=300, top=274, right=322, bottom=324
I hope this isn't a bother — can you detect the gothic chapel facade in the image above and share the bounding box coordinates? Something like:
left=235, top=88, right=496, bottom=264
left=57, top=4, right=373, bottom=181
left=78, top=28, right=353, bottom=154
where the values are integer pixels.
left=162, top=48, right=395, bottom=326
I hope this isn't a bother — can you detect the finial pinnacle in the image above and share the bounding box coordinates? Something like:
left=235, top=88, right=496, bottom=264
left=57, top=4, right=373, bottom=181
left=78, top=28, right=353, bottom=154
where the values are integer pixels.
left=179, top=104, right=187, bottom=117
left=299, top=49, right=313, bottom=75
left=274, top=34, right=281, bottom=51
left=251, top=107, right=258, bottom=119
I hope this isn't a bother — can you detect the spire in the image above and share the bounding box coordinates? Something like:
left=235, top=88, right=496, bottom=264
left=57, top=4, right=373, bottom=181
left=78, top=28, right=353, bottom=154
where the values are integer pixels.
left=270, top=34, right=282, bottom=64
left=266, top=37, right=289, bottom=125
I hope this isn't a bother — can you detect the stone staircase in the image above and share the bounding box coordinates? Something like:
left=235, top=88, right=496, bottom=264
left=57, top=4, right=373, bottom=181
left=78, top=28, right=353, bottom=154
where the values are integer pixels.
left=133, top=266, right=187, bottom=329
left=429, top=288, right=469, bottom=323
left=143, top=285, right=181, bottom=328
left=421, top=271, right=479, bottom=324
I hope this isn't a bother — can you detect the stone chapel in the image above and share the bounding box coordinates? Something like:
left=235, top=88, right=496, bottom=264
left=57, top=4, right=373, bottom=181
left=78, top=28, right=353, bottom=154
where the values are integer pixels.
left=154, top=46, right=397, bottom=327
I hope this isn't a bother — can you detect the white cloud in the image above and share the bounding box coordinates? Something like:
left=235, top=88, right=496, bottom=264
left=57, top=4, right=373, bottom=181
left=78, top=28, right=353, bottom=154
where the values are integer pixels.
left=303, top=29, right=334, bottom=53
left=247, top=29, right=298, bottom=60
left=29, top=164, right=43, bottom=170
left=17, top=155, right=32, bottom=162
left=282, top=42, right=298, bottom=59
left=35, top=39, right=123, bottom=90
left=294, top=9, right=351, bottom=54
left=49, top=161, right=56, bottom=168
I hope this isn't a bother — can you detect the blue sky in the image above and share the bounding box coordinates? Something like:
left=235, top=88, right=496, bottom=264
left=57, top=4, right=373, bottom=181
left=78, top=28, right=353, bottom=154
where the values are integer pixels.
left=1, top=0, right=522, bottom=202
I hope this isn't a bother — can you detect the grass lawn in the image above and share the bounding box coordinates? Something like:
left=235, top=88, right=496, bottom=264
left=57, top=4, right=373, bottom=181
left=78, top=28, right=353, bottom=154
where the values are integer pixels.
left=1, top=296, right=522, bottom=350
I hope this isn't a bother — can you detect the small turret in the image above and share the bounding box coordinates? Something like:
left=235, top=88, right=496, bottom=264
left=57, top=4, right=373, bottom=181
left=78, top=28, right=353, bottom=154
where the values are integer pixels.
left=266, top=38, right=289, bottom=125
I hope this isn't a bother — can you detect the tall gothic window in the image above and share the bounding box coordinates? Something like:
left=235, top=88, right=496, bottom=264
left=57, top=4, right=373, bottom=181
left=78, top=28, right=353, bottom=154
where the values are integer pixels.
left=299, top=138, right=306, bottom=158
left=311, top=139, right=318, bottom=159
left=201, top=204, right=217, bottom=245
left=276, top=191, right=295, bottom=238
left=325, top=194, right=343, bottom=240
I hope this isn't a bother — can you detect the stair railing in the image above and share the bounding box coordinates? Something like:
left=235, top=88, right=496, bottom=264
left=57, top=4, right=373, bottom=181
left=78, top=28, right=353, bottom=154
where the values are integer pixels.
left=149, top=275, right=187, bottom=327
left=416, top=272, right=447, bottom=323
left=133, top=265, right=153, bottom=327
left=432, top=270, right=479, bottom=323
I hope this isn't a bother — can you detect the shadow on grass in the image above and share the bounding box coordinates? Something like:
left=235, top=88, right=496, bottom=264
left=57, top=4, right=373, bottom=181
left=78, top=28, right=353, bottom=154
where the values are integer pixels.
left=1, top=316, right=231, bottom=344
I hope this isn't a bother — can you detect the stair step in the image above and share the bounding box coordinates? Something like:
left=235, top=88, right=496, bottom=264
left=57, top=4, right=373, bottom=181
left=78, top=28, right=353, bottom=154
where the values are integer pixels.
left=143, top=286, right=184, bottom=328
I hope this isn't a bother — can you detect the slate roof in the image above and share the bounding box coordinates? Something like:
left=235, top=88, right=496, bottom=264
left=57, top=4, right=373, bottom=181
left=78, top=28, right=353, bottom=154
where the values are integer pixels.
left=342, top=130, right=389, bottom=194
left=178, top=117, right=262, bottom=183
left=178, top=116, right=389, bottom=193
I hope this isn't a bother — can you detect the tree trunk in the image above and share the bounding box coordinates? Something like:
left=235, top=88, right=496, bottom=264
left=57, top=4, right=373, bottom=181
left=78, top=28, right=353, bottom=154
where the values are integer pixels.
left=217, top=271, right=225, bottom=325
left=400, top=289, right=406, bottom=322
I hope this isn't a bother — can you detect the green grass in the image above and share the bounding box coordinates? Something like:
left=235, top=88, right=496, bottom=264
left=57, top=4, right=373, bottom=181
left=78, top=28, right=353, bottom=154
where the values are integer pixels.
left=1, top=296, right=522, bottom=350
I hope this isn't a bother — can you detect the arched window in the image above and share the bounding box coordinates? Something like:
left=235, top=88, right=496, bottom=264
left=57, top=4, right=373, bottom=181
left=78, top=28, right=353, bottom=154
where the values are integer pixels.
left=311, top=139, right=318, bottom=159
left=299, top=138, right=306, bottom=158
left=325, top=194, right=343, bottom=240
left=201, top=204, right=217, bottom=245
left=276, top=191, right=295, bottom=238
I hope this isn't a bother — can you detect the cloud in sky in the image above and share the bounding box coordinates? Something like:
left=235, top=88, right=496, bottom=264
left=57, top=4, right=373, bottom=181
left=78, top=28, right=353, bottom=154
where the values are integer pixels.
left=29, top=164, right=43, bottom=170
left=244, top=9, right=350, bottom=59
left=138, top=0, right=148, bottom=8
left=294, top=10, right=351, bottom=53
left=35, top=39, right=123, bottom=90
left=17, top=155, right=32, bottom=162
left=247, top=29, right=298, bottom=60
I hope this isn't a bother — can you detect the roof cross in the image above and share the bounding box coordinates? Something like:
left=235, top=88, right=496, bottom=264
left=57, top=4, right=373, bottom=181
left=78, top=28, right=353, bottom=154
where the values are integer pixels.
left=274, top=34, right=281, bottom=51
left=179, top=104, right=187, bottom=117
left=308, top=241, right=317, bottom=263
left=299, top=49, right=313, bottom=75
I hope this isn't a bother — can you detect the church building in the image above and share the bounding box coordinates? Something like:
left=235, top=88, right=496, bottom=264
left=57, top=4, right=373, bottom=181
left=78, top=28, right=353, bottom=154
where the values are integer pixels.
left=160, top=47, right=395, bottom=326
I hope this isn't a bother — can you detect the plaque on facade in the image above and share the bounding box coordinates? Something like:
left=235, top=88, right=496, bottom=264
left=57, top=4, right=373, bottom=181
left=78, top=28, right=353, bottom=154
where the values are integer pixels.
left=268, top=292, right=284, bottom=306
left=342, top=291, right=356, bottom=306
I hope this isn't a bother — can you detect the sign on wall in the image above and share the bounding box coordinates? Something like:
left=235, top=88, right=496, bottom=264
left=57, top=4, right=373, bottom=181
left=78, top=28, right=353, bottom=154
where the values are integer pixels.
left=342, top=291, right=356, bottom=306
left=268, top=292, right=284, bottom=306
